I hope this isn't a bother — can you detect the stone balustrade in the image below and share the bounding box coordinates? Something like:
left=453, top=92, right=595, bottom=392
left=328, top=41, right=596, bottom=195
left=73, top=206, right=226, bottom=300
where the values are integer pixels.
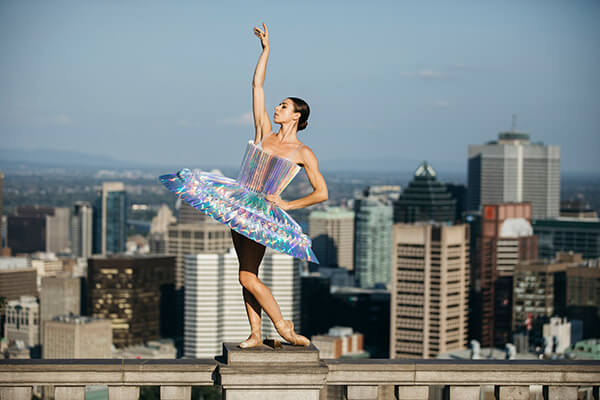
left=0, top=343, right=599, bottom=400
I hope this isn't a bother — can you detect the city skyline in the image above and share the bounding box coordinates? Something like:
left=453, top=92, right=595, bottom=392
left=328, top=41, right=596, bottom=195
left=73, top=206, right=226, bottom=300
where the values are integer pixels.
left=1, top=1, right=599, bottom=173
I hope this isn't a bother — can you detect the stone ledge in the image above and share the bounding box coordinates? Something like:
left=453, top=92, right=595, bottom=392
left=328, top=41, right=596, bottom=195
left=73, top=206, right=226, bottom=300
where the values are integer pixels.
left=223, top=342, right=320, bottom=365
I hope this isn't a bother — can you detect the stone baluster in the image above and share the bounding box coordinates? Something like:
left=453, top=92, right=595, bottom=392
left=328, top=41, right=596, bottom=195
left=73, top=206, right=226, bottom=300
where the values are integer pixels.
left=0, top=387, right=32, bottom=400
left=54, top=386, right=85, bottom=400
left=395, top=386, right=429, bottom=400
left=160, top=385, right=192, bottom=400
left=108, top=386, right=139, bottom=400
left=346, top=385, right=378, bottom=400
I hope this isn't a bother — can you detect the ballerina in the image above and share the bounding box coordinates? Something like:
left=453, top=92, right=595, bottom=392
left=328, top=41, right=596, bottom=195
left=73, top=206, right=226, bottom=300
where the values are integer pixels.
left=159, top=22, right=328, bottom=348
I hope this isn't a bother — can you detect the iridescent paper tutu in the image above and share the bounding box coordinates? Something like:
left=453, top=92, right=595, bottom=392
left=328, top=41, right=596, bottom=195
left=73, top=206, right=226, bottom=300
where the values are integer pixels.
left=159, top=141, right=319, bottom=263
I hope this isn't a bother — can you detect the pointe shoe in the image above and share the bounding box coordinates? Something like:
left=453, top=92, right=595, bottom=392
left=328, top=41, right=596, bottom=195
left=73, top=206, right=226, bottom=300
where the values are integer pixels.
left=239, top=331, right=262, bottom=348
left=274, top=320, right=310, bottom=346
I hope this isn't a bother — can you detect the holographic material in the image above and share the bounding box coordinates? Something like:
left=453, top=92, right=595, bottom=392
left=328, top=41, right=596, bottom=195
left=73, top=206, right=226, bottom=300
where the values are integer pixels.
left=159, top=140, right=318, bottom=263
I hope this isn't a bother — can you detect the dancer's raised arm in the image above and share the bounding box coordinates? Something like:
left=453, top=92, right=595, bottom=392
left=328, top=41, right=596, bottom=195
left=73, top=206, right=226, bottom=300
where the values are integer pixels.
left=252, top=23, right=272, bottom=144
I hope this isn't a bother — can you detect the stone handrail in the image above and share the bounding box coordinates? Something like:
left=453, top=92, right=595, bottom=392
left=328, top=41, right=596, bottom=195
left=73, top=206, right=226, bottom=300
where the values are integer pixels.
left=0, top=344, right=599, bottom=400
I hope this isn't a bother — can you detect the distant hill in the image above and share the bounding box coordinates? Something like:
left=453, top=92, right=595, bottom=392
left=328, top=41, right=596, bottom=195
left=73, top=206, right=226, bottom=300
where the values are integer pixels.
left=0, top=148, right=132, bottom=168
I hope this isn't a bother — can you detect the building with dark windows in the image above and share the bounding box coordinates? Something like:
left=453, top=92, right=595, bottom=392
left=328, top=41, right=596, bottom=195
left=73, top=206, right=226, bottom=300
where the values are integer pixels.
left=87, top=255, right=175, bottom=348
left=392, top=162, right=456, bottom=224
left=93, top=182, right=127, bottom=255
left=71, top=202, right=93, bottom=258
left=467, top=131, right=560, bottom=219
left=532, top=218, right=600, bottom=260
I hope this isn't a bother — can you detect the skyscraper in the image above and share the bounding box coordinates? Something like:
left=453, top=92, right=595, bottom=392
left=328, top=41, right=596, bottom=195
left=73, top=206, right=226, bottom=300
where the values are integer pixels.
left=309, top=207, right=355, bottom=270
left=354, top=192, right=393, bottom=288
left=184, top=248, right=300, bottom=358
left=532, top=218, right=600, bottom=260
left=390, top=223, right=469, bottom=359
left=393, top=162, right=456, bottom=224
left=469, top=203, right=538, bottom=347
left=87, top=255, right=175, bottom=348
left=468, top=131, right=560, bottom=219
left=71, top=202, right=93, bottom=258
left=93, top=182, right=127, bottom=255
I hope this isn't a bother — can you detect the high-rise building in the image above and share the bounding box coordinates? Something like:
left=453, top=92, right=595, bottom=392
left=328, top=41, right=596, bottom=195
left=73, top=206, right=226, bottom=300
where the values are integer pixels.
left=309, top=207, right=355, bottom=270
left=93, top=182, right=127, bottom=255
left=560, top=199, right=598, bottom=220
left=446, top=183, right=468, bottom=222
left=87, top=255, right=175, bottom=348
left=469, top=203, right=538, bottom=348
left=43, top=314, right=112, bottom=358
left=183, top=248, right=301, bottom=358
left=390, top=224, right=469, bottom=359
left=40, top=274, right=81, bottom=344
left=566, top=260, right=600, bottom=339
left=71, top=202, right=93, bottom=258
left=178, top=201, right=211, bottom=224
left=0, top=258, right=37, bottom=301
left=7, top=206, right=69, bottom=254
left=467, top=131, right=560, bottom=219
left=46, top=207, right=70, bottom=254
left=393, top=162, right=456, bottom=224
left=165, top=222, right=231, bottom=290
left=4, top=295, right=40, bottom=348
left=354, top=193, right=393, bottom=288
left=148, top=204, right=176, bottom=254
left=512, top=259, right=569, bottom=332
left=532, top=218, right=600, bottom=260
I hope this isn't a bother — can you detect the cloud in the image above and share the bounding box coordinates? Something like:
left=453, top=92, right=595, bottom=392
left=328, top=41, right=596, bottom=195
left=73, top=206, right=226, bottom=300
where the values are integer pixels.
left=433, top=100, right=450, bottom=108
left=176, top=119, right=201, bottom=128
left=417, top=69, right=444, bottom=79
left=217, top=112, right=253, bottom=126
left=51, top=113, right=72, bottom=126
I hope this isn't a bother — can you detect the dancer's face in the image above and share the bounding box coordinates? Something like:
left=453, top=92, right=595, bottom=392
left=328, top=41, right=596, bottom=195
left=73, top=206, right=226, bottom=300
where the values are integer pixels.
left=273, top=99, right=300, bottom=125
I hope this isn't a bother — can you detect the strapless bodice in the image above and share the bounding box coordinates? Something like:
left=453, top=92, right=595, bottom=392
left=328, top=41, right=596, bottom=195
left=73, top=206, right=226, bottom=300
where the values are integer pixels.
left=236, top=141, right=301, bottom=196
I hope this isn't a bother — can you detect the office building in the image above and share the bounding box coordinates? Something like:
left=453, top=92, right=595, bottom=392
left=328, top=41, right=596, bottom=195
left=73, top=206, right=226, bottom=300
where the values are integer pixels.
left=393, top=161, right=456, bottom=224
left=0, top=258, right=37, bottom=301
left=512, top=259, right=568, bottom=332
left=165, top=221, right=231, bottom=290
left=148, top=204, right=176, bottom=254
left=470, top=203, right=538, bottom=347
left=446, top=183, right=468, bottom=222
left=87, top=255, right=175, bottom=348
left=468, top=131, right=560, bottom=219
left=71, top=202, right=93, bottom=258
left=93, top=182, right=127, bottom=255
left=560, top=199, right=598, bottom=220
left=40, top=275, right=81, bottom=344
left=183, top=248, right=300, bottom=358
left=42, top=314, right=112, bottom=358
left=309, top=207, right=355, bottom=270
left=390, top=224, right=469, bottom=359
left=178, top=201, right=211, bottom=224
left=311, top=326, right=366, bottom=359
left=532, top=218, right=600, bottom=260
left=4, top=295, right=39, bottom=348
left=354, top=192, right=393, bottom=288
left=7, top=206, right=69, bottom=254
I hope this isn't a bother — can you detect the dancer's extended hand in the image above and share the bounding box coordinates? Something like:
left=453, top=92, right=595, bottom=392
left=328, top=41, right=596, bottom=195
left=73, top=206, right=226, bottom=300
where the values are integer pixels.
left=265, top=193, right=289, bottom=210
left=253, top=22, right=269, bottom=49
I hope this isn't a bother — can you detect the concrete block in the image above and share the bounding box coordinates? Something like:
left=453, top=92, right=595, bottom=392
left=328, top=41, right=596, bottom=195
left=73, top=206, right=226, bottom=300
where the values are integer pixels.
left=347, top=385, right=378, bottom=400
left=449, top=386, right=479, bottom=400
left=108, top=386, right=140, bottom=400
left=499, top=386, right=528, bottom=399
left=223, top=342, right=320, bottom=364
left=548, top=386, right=577, bottom=400
left=160, top=386, right=191, bottom=399
left=54, top=386, right=85, bottom=400
left=395, top=385, right=429, bottom=400
left=0, top=387, right=32, bottom=400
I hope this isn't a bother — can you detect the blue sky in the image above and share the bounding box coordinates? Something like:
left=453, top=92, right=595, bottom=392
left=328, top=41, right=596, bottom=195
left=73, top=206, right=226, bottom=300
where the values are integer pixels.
left=1, top=0, right=598, bottom=172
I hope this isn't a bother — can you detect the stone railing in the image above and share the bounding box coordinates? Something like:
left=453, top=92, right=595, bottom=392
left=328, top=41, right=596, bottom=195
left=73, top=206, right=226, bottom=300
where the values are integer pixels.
left=1, top=343, right=599, bottom=400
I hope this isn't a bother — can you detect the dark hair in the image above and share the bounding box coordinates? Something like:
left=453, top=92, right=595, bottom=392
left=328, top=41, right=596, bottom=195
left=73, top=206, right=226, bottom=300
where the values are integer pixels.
left=288, top=97, right=310, bottom=131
